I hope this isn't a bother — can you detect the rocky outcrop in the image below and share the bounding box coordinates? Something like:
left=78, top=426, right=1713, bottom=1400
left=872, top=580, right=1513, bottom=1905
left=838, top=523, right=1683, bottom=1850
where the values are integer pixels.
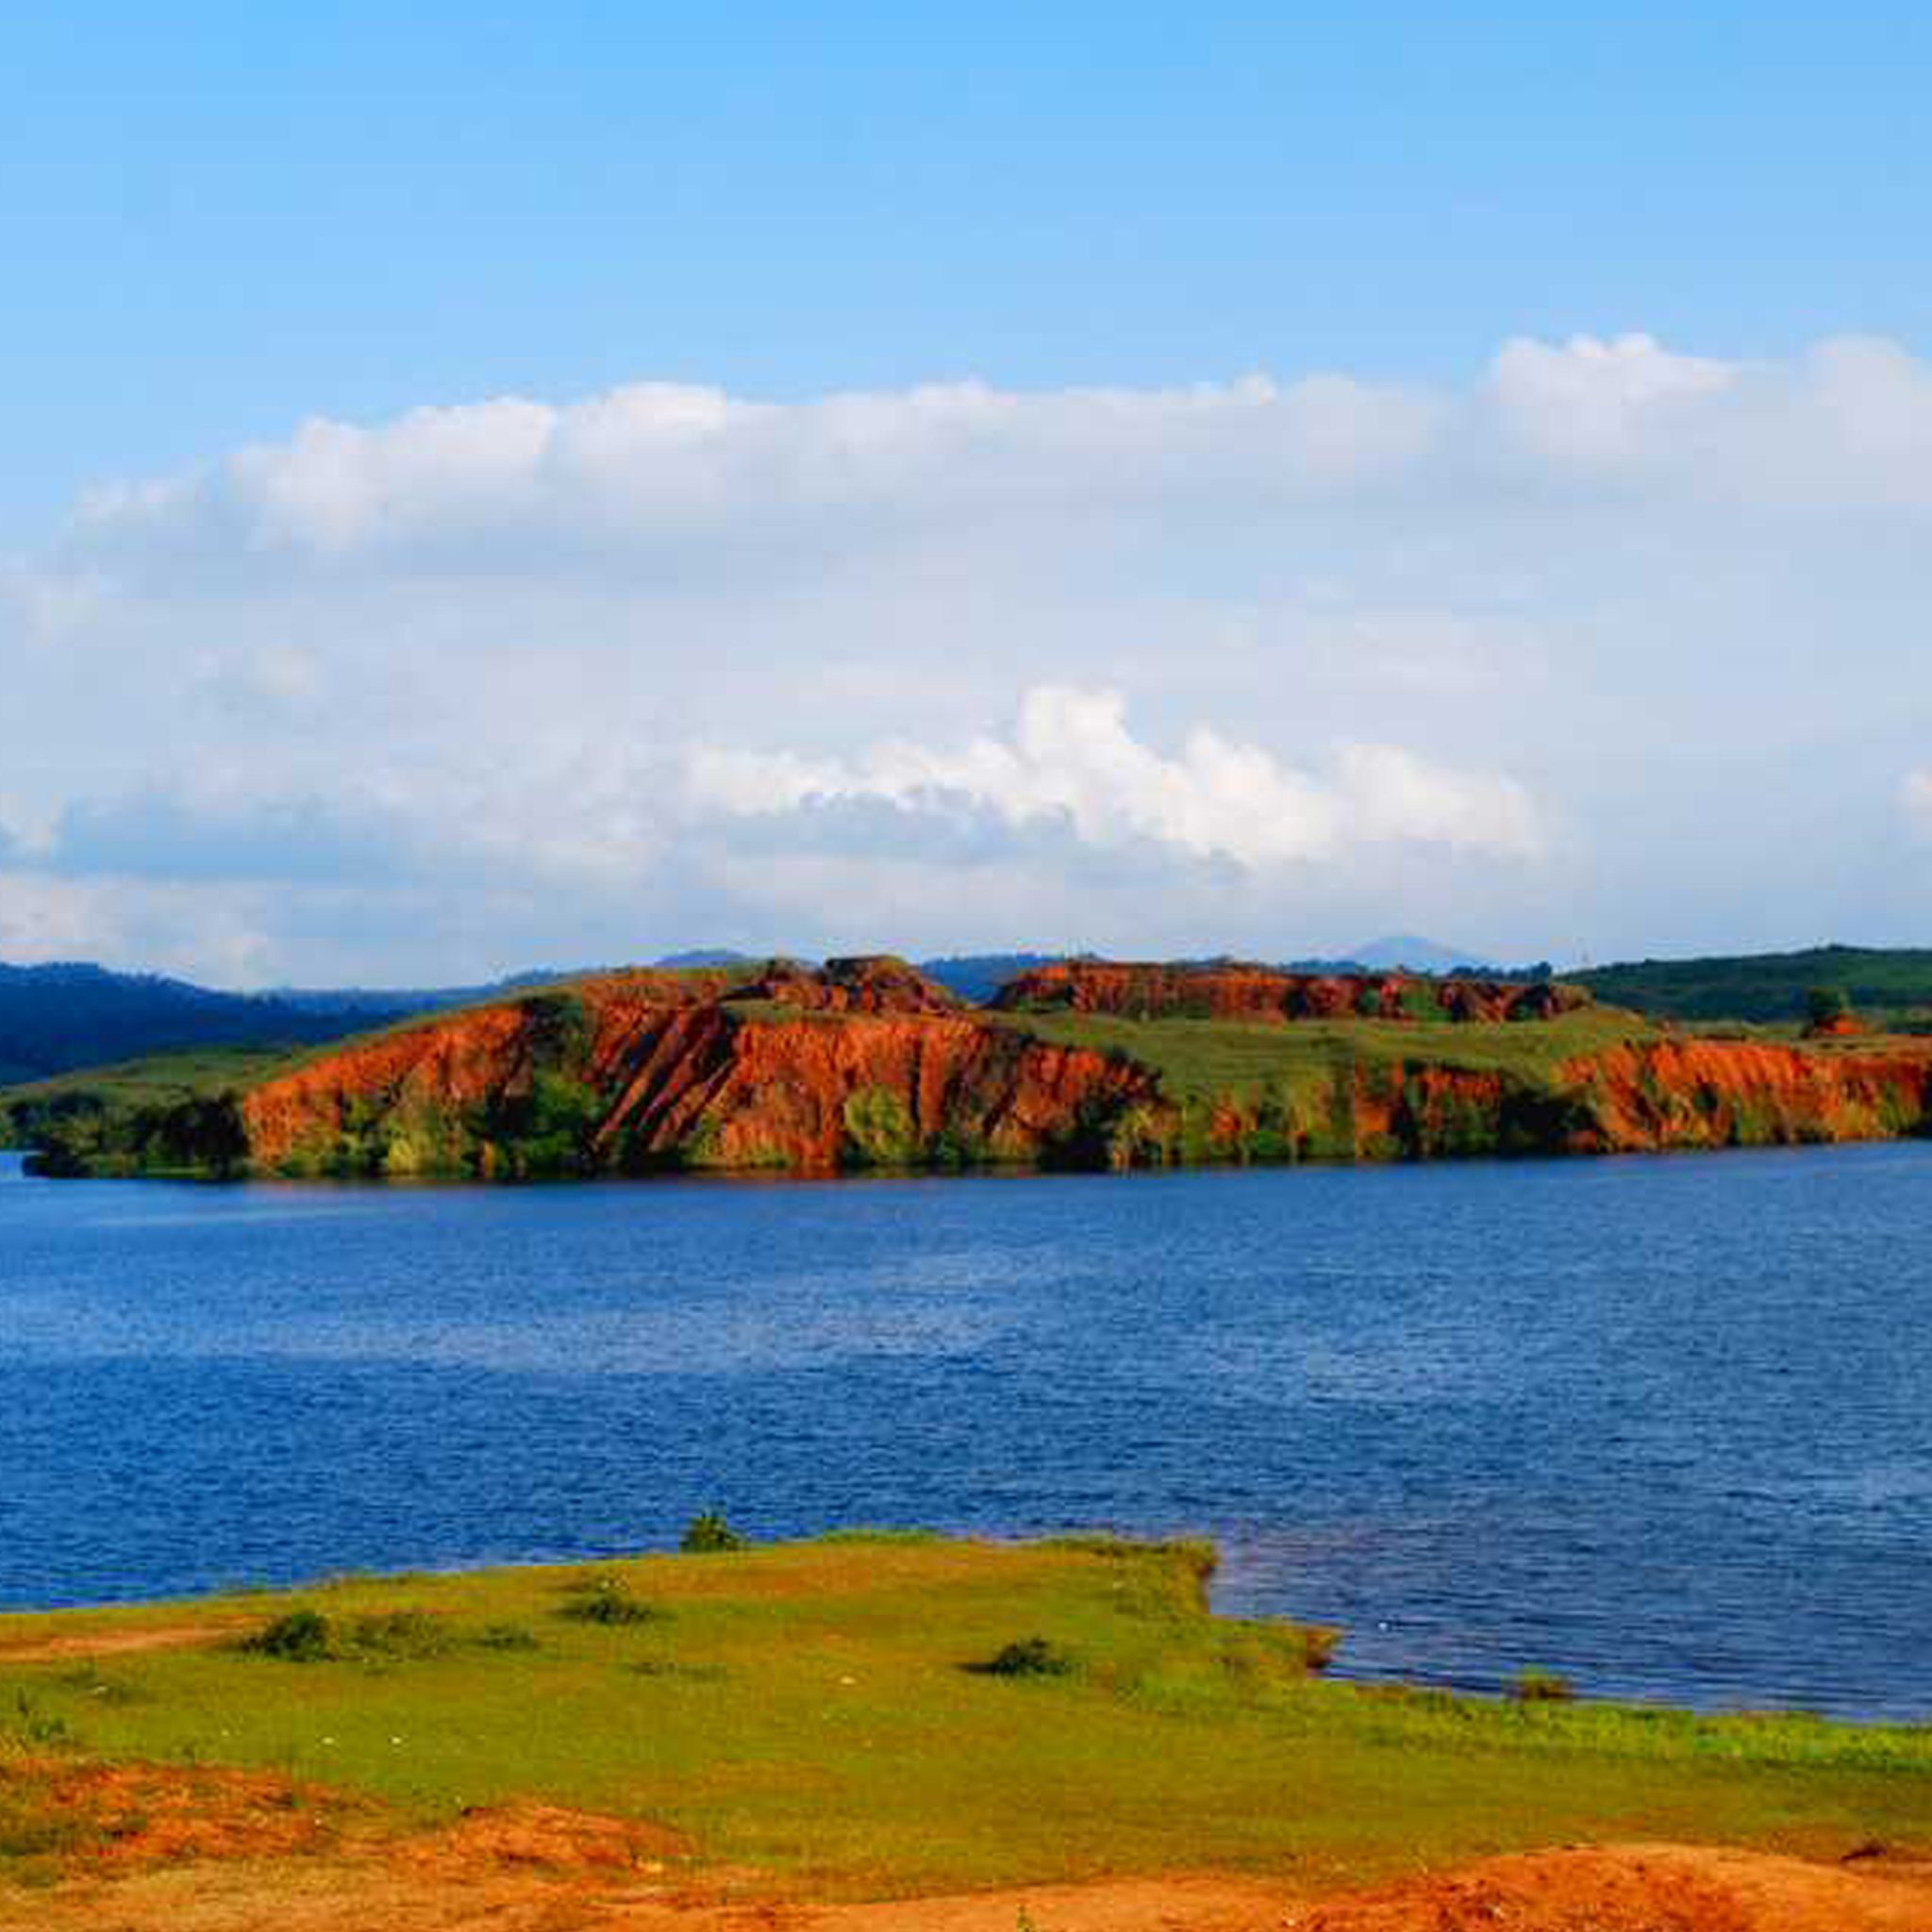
left=724, top=955, right=962, bottom=1015
left=992, top=960, right=1592, bottom=1024
left=1562, top=1038, right=1932, bottom=1152
left=236, top=964, right=1160, bottom=1177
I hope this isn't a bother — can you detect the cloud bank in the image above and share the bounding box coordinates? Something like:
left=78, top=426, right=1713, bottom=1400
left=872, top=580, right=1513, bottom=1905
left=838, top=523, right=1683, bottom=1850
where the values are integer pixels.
left=687, top=687, right=1541, bottom=868
left=5, top=332, right=1931, bottom=982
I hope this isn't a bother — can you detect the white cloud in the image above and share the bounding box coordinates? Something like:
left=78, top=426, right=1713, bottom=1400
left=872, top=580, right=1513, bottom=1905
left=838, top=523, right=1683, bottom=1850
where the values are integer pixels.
left=1487, top=332, right=1738, bottom=464
left=1903, top=771, right=1932, bottom=840
left=41, top=329, right=1932, bottom=599
left=56, top=371, right=1441, bottom=580
left=687, top=686, right=1541, bottom=868
left=5, top=331, right=1931, bottom=981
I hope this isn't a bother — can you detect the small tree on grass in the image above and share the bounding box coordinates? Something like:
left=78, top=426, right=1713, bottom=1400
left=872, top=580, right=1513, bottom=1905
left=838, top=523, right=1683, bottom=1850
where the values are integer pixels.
left=1805, top=986, right=1852, bottom=1030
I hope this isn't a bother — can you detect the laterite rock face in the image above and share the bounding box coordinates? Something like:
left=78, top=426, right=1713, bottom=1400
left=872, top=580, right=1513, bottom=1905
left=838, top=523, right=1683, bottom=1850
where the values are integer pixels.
left=238, top=961, right=1162, bottom=1176
left=991, top=960, right=1592, bottom=1024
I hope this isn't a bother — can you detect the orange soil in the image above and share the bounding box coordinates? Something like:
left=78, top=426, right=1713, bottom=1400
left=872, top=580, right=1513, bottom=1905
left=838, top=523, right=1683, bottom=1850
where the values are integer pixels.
left=241, top=969, right=1160, bottom=1174
left=5, top=1759, right=1929, bottom=1932
left=0, top=1618, right=248, bottom=1666
left=8, top=1841, right=1931, bottom=1932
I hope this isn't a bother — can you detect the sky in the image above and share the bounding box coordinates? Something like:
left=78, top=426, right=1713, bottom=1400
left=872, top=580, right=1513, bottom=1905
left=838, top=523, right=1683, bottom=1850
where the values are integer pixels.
left=3, top=1, right=1930, bottom=984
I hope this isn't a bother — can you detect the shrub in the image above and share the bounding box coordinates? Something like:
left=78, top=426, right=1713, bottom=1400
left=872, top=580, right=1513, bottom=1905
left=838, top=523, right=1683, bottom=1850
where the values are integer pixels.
left=473, top=1622, right=541, bottom=1653
left=1513, top=1666, right=1575, bottom=1703
left=680, top=1513, right=747, bottom=1554
left=244, top=1606, right=454, bottom=1663
left=972, top=1636, right=1074, bottom=1678
left=559, top=1577, right=661, bottom=1625
left=246, top=1608, right=335, bottom=1662
left=1805, top=985, right=1851, bottom=1028
left=340, top=1609, right=450, bottom=1661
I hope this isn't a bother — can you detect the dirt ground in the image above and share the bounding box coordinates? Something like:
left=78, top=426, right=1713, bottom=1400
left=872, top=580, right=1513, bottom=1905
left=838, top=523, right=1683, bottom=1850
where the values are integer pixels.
left=6, top=1787, right=1932, bottom=1932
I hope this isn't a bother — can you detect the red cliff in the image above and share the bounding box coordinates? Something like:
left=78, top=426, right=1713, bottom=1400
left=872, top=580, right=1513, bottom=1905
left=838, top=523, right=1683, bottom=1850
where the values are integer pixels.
left=991, top=960, right=1591, bottom=1024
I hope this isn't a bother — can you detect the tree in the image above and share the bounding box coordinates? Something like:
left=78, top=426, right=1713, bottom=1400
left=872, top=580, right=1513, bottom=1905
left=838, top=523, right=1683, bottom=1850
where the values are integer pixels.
left=1804, top=985, right=1851, bottom=1029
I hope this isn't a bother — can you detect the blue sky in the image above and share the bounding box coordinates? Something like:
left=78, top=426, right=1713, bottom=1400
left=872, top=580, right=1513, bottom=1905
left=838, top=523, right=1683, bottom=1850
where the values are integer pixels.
left=4, top=3, right=1931, bottom=980
left=9, top=2, right=1928, bottom=527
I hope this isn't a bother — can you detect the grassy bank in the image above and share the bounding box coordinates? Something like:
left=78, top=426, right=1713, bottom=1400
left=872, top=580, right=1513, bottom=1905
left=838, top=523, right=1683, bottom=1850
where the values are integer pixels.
left=998, top=1004, right=1657, bottom=1099
left=3, top=1537, right=1927, bottom=1899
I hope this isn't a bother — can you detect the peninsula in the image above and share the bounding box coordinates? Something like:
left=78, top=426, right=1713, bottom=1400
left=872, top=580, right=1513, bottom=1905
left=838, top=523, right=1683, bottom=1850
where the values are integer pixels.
left=8, top=956, right=1932, bottom=1180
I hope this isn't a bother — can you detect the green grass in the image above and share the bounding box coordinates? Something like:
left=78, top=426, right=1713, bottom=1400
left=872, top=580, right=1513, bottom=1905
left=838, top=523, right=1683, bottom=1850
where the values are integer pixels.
left=0, top=1048, right=286, bottom=1117
left=1, top=1538, right=1926, bottom=1899
left=993, top=1006, right=1657, bottom=1106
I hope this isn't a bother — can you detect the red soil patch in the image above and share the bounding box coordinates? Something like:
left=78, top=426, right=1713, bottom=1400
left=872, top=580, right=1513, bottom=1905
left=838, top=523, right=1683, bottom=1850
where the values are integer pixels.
left=0, top=1758, right=369, bottom=1871
left=5, top=1757, right=1929, bottom=1932
left=0, top=1621, right=245, bottom=1665
left=8, top=1840, right=1932, bottom=1932
left=1286, top=1841, right=1932, bottom=1931
left=394, top=1801, right=691, bottom=1874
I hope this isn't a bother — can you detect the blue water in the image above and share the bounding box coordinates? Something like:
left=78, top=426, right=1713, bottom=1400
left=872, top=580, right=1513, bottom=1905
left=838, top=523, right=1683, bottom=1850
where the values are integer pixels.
left=1, top=1143, right=1927, bottom=1720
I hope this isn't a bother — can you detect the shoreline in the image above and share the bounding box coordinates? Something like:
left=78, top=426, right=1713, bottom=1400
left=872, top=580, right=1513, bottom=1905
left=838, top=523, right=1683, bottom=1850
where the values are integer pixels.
left=3, top=1536, right=1929, bottom=1929
left=6, top=1533, right=1930, bottom=1732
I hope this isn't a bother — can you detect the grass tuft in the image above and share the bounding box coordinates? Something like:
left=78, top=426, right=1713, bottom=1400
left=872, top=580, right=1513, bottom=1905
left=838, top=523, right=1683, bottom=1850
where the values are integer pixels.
left=970, top=1636, right=1076, bottom=1679
left=558, top=1577, right=663, bottom=1626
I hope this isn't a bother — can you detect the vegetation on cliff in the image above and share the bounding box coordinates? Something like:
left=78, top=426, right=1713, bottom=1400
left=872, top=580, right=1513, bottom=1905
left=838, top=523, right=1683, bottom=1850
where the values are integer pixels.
left=6, top=956, right=1932, bottom=1179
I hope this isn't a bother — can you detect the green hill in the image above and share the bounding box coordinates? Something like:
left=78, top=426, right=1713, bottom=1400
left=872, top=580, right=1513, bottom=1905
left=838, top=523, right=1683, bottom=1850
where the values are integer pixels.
left=1574, top=945, right=1932, bottom=1024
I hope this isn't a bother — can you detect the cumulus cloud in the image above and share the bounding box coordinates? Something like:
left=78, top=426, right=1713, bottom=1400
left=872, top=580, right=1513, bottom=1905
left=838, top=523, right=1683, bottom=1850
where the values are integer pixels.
left=58, top=372, right=1440, bottom=584
left=1486, top=332, right=1738, bottom=464
left=35, top=328, right=1932, bottom=600
left=688, top=687, right=1541, bottom=868
left=5, top=330, right=1931, bottom=981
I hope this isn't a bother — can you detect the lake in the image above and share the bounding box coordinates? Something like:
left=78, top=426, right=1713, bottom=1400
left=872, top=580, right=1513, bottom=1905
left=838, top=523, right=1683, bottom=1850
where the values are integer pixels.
left=1, top=1143, right=1926, bottom=1720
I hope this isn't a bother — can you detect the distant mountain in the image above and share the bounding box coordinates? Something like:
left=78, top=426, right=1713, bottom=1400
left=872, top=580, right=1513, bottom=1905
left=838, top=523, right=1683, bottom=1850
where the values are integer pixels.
left=271, top=968, right=586, bottom=1016
left=0, top=963, right=423, bottom=1089
left=917, top=953, right=1069, bottom=1004
left=1341, top=935, right=1499, bottom=974
left=652, top=949, right=759, bottom=970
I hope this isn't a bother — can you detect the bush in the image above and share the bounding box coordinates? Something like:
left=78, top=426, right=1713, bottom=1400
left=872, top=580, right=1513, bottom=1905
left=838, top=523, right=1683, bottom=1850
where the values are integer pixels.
left=1513, top=1666, right=1575, bottom=1703
left=341, top=1609, right=450, bottom=1660
left=680, top=1513, right=747, bottom=1554
left=971, top=1636, right=1075, bottom=1678
left=246, top=1608, right=335, bottom=1662
left=559, top=1577, right=661, bottom=1625
left=244, top=1606, right=453, bottom=1663
left=473, top=1622, right=541, bottom=1653
left=1805, top=985, right=1851, bottom=1028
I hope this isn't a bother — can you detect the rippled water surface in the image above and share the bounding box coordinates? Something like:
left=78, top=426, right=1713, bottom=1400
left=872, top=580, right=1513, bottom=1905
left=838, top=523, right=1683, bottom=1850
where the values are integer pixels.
left=2, top=1144, right=1927, bottom=1718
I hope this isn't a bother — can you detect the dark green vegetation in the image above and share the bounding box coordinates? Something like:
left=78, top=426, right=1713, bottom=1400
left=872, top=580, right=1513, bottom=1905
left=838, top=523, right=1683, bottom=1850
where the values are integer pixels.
left=0, top=962, right=415, bottom=1088
left=680, top=1512, right=748, bottom=1554
left=0, top=1050, right=284, bottom=1175
left=1, top=1539, right=1926, bottom=1897
left=1574, top=944, right=1932, bottom=1025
